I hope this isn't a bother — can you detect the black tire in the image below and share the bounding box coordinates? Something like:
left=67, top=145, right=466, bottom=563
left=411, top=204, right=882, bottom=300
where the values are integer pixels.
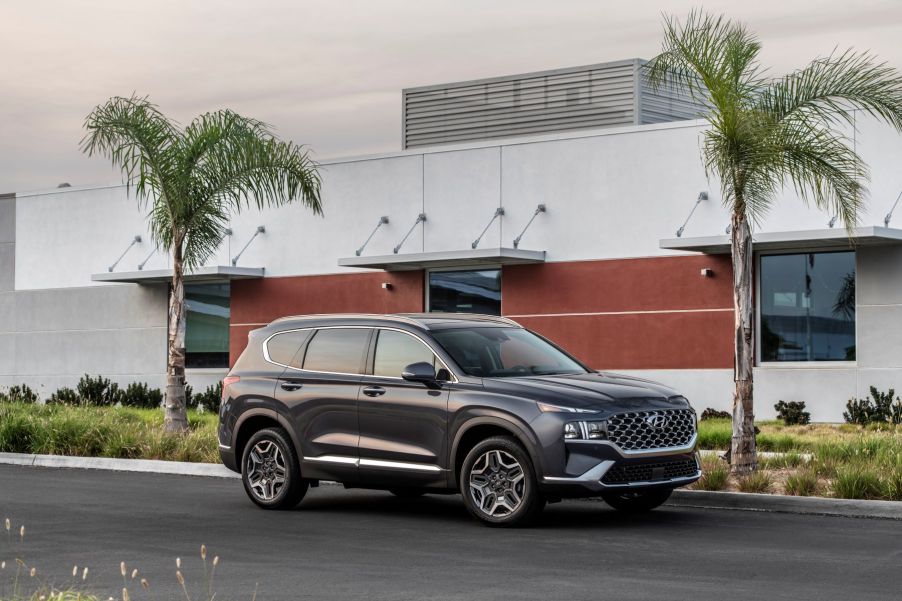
left=601, top=488, right=672, bottom=512
left=241, top=427, right=308, bottom=510
left=459, top=436, right=545, bottom=527
left=389, top=488, right=427, bottom=498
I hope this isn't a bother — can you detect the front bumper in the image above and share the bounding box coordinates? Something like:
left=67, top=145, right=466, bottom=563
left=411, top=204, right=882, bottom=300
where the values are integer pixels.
left=539, top=438, right=701, bottom=495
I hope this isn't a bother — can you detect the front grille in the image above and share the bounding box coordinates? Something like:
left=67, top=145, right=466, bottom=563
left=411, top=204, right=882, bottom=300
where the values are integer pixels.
left=601, top=457, right=699, bottom=485
left=606, top=409, right=696, bottom=452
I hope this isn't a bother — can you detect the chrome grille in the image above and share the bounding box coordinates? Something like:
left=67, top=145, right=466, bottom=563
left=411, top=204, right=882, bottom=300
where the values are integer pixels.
left=601, top=457, right=699, bottom=485
left=606, top=409, right=696, bottom=452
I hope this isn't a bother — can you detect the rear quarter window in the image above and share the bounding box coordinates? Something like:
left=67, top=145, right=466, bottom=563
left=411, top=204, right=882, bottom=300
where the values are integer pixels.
left=265, top=330, right=313, bottom=368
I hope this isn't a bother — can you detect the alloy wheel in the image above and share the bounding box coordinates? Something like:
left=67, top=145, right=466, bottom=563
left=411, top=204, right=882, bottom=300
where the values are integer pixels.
left=468, top=449, right=526, bottom=517
left=245, top=440, right=287, bottom=501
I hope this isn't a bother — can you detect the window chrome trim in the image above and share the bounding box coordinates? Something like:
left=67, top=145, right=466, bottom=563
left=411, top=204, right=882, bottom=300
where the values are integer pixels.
left=262, top=324, right=460, bottom=383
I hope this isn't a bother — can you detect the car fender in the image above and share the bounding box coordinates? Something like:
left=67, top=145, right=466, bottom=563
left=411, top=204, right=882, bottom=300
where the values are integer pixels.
left=449, top=410, right=545, bottom=488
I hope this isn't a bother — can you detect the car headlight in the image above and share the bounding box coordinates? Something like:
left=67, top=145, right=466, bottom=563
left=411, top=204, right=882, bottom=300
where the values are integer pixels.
left=562, top=420, right=607, bottom=441
left=537, top=402, right=597, bottom=414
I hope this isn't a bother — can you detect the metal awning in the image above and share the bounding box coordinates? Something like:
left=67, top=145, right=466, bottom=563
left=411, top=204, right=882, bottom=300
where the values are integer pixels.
left=338, top=247, right=546, bottom=271
left=660, top=226, right=902, bottom=254
left=91, top=265, right=265, bottom=284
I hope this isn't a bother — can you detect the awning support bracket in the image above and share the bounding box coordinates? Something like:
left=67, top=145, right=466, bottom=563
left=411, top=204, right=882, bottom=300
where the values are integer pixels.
left=512, top=204, right=546, bottom=249
left=108, top=235, right=142, bottom=272
left=471, top=207, right=504, bottom=249
left=885, top=189, right=902, bottom=227
left=393, top=213, right=426, bottom=254
left=356, top=216, right=389, bottom=256
left=232, top=226, right=265, bottom=266
left=675, top=192, right=708, bottom=237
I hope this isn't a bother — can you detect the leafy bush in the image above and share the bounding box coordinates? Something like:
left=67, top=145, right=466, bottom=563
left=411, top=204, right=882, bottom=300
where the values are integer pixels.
left=737, top=471, right=772, bottom=494
left=844, top=386, right=902, bottom=425
left=76, top=374, right=122, bottom=406
left=120, top=382, right=163, bottom=409
left=785, top=470, right=819, bottom=496
left=693, top=456, right=729, bottom=491
left=47, top=386, right=80, bottom=405
left=832, top=465, right=883, bottom=499
left=188, top=382, right=223, bottom=413
left=6, top=384, right=39, bottom=404
left=774, top=400, right=810, bottom=425
left=700, top=408, right=731, bottom=420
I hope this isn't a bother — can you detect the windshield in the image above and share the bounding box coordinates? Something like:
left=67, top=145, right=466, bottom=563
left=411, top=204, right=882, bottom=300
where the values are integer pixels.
left=431, top=327, right=588, bottom=378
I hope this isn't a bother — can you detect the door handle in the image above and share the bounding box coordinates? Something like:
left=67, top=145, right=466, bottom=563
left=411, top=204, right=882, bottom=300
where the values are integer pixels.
left=362, top=386, right=386, bottom=397
left=280, top=381, right=303, bottom=392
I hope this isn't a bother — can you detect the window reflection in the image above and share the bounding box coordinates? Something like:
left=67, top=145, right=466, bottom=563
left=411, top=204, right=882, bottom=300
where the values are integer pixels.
left=428, top=269, right=501, bottom=316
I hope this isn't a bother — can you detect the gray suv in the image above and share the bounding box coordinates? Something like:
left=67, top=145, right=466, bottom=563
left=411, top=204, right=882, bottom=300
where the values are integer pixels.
left=219, top=313, right=700, bottom=526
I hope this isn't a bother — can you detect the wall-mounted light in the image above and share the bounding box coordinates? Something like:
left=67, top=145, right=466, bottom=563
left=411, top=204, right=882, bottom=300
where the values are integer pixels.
left=381, top=282, right=393, bottom=290
left=700, top=268, right=714, bottom=277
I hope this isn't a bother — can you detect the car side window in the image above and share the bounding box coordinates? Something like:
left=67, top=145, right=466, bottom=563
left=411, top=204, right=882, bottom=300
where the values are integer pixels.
left=373, top=329, right=437, bottom=378
left=302, top=328, right=371, bottom=374
left=266, top=330, right=313, bottom=368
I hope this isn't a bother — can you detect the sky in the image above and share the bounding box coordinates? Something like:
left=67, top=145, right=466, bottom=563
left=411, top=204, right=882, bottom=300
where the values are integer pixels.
left=2, top=0, right=901, bottom=193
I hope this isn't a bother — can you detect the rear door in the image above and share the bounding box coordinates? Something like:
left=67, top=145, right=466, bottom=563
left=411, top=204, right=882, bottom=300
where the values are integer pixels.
left=273, top=326, right=372, bottom=482
left=357, top=328, right=451, bottom=485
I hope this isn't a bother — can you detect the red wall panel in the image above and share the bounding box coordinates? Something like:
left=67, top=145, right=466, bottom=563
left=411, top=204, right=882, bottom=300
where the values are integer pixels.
left=229, top=271, right=424, bottom=364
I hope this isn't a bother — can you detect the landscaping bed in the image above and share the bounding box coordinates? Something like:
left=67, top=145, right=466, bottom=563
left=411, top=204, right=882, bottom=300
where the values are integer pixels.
left=695, top=418, right=902, bottom=500
left=0, top=402, right=218, bottom=463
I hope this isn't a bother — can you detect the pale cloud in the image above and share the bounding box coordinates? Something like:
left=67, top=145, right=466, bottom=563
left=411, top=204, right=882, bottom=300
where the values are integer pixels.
left=1, top=0, right=900, bottom=192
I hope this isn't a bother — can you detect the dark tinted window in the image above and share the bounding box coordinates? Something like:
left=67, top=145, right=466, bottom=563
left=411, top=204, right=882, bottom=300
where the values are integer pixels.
left=760, top=251, right=856, bottom=362
left=302, top=328, right=371, bottom=374
left=185, top=283, right=230, bottom=368
left=266, top=330, right=313, bottom=367
left=428, top=269, right=501, bottom=315
left=373, top=330, right=435, bottom=377
left=432, top=327, right=586, bottom=378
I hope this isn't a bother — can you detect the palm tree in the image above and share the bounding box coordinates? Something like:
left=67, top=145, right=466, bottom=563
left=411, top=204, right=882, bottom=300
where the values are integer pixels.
left=646, top=11, right=902, bottom=473
left=82, top=96, right=322, bottom=432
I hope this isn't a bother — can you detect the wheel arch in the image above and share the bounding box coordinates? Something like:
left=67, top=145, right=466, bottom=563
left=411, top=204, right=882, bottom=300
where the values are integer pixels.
left=233, top=408, right=302, bottom=468
left=450, top=414, right=544, bottom=489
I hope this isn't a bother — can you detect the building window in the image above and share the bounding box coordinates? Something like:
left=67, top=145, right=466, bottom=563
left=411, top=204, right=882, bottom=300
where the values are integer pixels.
left=428, top=269, right=501, bottom=316
left=759, top=251, right=855, bottom=362
left=185, top=283, right=230, bottom=368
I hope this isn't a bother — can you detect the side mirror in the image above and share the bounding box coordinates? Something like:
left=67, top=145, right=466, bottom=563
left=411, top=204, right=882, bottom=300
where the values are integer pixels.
left=401, top=362, right=438, bottom=386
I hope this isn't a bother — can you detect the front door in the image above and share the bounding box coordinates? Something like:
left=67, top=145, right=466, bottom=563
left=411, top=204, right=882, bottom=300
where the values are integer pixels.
left=357, top=328, right=451, bottom=486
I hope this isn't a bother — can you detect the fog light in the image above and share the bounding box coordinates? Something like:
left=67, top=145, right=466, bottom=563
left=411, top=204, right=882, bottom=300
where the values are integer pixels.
left=564, top=422, right=581, bottom=440
left=586, top=421, right=606, bottom=439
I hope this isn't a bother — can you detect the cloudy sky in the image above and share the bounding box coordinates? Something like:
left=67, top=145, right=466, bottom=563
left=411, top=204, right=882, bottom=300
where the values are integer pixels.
left=2, top=0, right=901, bottom=192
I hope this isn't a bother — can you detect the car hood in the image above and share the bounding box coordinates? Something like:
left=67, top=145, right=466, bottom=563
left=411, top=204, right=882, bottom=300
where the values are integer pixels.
left=480, top=371, right=690, bottom=414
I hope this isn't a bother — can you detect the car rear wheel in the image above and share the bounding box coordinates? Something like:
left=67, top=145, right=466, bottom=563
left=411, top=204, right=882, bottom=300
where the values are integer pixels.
left=241, top=428, right=307, bottom=510
left=601, top=488, right=672, bottom=512
left=460, top=436, right=545, bottom=527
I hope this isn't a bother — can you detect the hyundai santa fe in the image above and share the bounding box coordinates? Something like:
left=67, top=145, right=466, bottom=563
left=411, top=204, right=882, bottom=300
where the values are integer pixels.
left=219, top=313, right=701, bottom=526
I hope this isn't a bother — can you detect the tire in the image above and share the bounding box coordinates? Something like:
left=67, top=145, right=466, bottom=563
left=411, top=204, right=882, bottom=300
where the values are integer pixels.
left=601, top=488, right=672, bottom=512
left=389, top=488, right=427, bottom=498
left=459, top=436, right=545, bottom=527
left=241, top=427, right=308, bottom=510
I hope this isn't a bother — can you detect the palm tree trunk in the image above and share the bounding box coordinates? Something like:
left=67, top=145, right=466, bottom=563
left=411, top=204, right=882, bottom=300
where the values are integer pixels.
left=164, top=245, right=189, bottom=433
left=730, top=209, right=757, bottom=474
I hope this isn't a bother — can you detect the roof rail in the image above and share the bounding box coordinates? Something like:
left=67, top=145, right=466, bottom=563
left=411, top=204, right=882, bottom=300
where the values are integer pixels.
left=271, top=313, right=425, bottom=327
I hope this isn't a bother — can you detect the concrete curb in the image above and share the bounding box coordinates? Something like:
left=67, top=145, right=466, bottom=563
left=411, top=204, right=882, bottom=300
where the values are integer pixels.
left=0, top=452, right=239, bottom=479
left=668, top=489, right=902, bottom=520
left=2, top=453, right=899, bottom=520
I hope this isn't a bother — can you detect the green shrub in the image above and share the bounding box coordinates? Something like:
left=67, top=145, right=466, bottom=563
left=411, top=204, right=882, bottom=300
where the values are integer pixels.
left=46, top=386, right=80, bottom=405
left=700, top=408, right=731, bottom=420
left=785, top=470, right=819, bottom=496
left=832, top=465, right=883, bottom=499
left=737, top=471, right=772, bottom=493
left=844, top=386, right=902, bottom=425
left=188, top=382, right=223, bottom=413
left=121, top=382, right=163, bottom=409
left=881, top=467, right=902, bottom=501
left=774, top=400, right=810, bottom=426
left=693, top=458, right=729, bottom=491
left=6, top=384, right=39, bottom=404
left=76, top=374, right=122, bottom=406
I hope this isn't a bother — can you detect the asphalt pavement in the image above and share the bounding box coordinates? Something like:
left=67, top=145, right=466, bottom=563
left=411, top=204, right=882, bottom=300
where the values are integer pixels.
left=1, top=464, right=900, bottom=601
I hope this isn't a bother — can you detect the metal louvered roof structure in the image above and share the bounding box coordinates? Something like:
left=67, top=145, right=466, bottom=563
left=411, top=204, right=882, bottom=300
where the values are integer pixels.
left=402, top=59, right=705, bottom=149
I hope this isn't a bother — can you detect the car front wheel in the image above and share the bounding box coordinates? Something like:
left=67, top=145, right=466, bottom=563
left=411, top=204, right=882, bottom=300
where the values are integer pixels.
left=241, top=428, right=307, bottom=510
left=601, top=488, right=672, bottom=512
left=460, top=436, right=545, bottom=527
